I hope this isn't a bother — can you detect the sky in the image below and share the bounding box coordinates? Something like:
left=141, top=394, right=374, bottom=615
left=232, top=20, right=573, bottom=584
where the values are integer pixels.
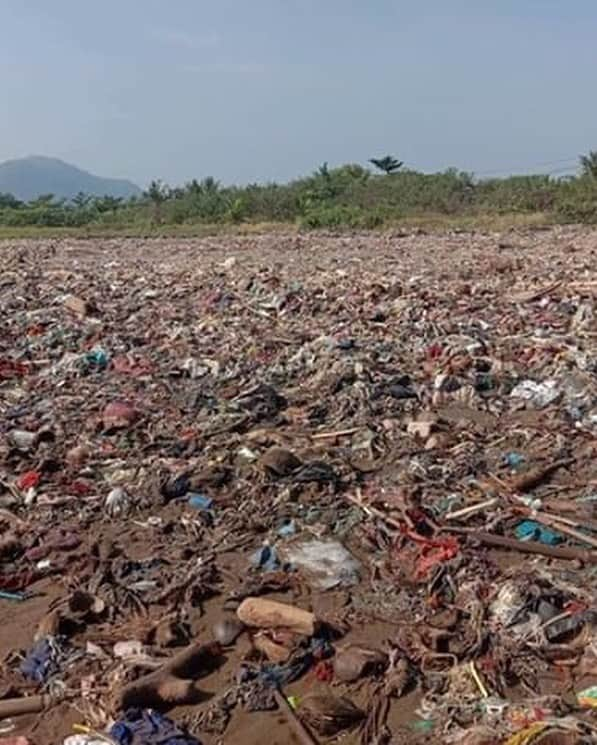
left=1, top=0, right=596, bottom=188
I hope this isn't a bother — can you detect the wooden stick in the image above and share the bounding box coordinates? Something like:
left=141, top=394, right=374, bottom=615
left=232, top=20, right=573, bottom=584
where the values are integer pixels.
left=445, top=498, right=498, bottom=521
left=239, top=301, right=274, bottom=319
left=0, top=694, right=53, bottom=718
left=511, top=504, right=597, bottom=547
left=542, top=510, right=597, bottom=534
left=509, top=459, right=572, bottom=493
left=343, top=493, right=402, bottom=531
left=451, top=529, right=597, bottom=563
left=344, top=491, right=597, bottom=562
left=531, top=513, right=597, bottom=550
left=266, top=336, right=298, bottom=345
left=512, top=280, right=563, bottom=303
left=312, top=427, right=360, bottom=440
left=532, top=506, right=597, bottom=530
left=274, top=689, right=318, bottom=745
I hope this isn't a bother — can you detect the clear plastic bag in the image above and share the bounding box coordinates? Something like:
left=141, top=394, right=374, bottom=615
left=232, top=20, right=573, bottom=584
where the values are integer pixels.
left=281, top=539, right=360, bottom=590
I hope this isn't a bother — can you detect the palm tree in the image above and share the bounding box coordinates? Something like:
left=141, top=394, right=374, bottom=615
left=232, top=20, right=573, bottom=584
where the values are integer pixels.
left=580, top=151, right=597, bottom=179
left=316, top=162, right=331, bottom=180
left=369, top=155, right=404, bottom=175
left=72, top=192, right=91, bottom=209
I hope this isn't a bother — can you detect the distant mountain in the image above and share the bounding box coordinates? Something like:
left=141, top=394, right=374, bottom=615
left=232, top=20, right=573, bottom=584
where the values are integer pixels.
left=0, top=156, right=141, bottom=201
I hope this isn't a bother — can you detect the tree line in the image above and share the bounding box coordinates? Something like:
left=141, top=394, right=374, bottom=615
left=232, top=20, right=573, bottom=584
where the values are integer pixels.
left=1, top=152, right=597, bottom=229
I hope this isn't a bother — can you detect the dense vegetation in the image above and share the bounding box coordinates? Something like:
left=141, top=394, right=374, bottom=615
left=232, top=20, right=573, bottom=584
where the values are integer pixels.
left=1, top=153, right=597, bottom=232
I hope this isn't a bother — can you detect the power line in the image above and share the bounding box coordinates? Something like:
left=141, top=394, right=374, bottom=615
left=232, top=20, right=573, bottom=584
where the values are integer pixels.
left=548, top=165, right=578, bottom=175
left=473, top=157, right=579, bottom=177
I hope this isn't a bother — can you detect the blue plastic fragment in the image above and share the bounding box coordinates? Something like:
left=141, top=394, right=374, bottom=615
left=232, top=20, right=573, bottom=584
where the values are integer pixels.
left=277, top=519, right=296, bottom=537
left=188, top=493, right=213, bottom=511
left=0, top=590, right=26, bottom=601
left=85, top=348, right=109, bottom=368
left=504, top=452, right=525, bottom=469
left=515, top=519, right=563, bottom=545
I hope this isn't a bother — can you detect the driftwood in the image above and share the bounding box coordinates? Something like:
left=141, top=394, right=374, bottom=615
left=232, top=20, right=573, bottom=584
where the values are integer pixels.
left=116, top=640, right=221, bottom=710
left=455, top=529, right=597, bottom=563
left=0, top=693, right=54, bottom=718
left=237, top=597, right=316, bottom=636
left=273, top=689, right=319, bottom=745
left=508, top=458, right=572, bottom=493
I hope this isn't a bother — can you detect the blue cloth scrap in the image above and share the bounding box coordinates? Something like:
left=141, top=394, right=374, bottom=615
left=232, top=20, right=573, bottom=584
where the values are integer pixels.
left=20, top=636, right=61, bottom=683
left=251, top=544, right=280, bottom=572
left=110, top=709, right=201, bottom=745
left=253, top=636, right=334, bottom=688
left=515, top=520, right=563, bottom=546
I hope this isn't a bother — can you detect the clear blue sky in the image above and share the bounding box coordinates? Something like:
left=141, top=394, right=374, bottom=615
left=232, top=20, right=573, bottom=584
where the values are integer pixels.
left=1, top=0, right=595, bottom=187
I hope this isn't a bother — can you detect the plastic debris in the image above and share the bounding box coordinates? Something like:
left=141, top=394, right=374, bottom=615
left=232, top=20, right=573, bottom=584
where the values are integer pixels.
left=281, top=538, right=360, bottom=590
left=63, top=729, right=110, bottom=745
left=84, top=348, right=109, bottom=369
left=105, top=487, right=131, bottom=517
left=20, top=636, right=63, bottom=683
left=504, top=452, right=525, bottom=469
left=212, top=617, right=245, bottom=646
left=109, top=709, right=201, bottom=745
left=251, top=544, right=280, bottom=572
left=577, top=686, right=597, bottom=709
left=16, top=471, right=41, bottom=491
left=510, top=379, right=562, bottom=408
left=515, top=520, right=563, bottom=545
left=187, top=493, right=213, bottom=511
left=102, top=400, right=139, bottom=430
left=1, top=230, right=597, bottom=745
left=277, top=519, right=297, bottom=537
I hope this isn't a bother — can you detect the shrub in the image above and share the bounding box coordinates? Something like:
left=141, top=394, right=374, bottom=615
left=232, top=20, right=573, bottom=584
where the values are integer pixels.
left=0, top=161, right=596, bottom=229
left=299, top=205, right=385, bottom=230
left=553, top=177, right=597, bottom=223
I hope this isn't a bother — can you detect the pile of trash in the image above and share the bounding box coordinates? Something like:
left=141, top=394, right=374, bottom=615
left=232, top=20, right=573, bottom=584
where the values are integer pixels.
left=0, top=227, right=595, bottom=744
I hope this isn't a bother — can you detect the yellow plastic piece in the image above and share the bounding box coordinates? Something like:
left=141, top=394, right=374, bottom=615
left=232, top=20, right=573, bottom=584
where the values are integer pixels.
left=469, top=661, right=489, bottom=698
left=504, top=723, right=548, bottom=745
